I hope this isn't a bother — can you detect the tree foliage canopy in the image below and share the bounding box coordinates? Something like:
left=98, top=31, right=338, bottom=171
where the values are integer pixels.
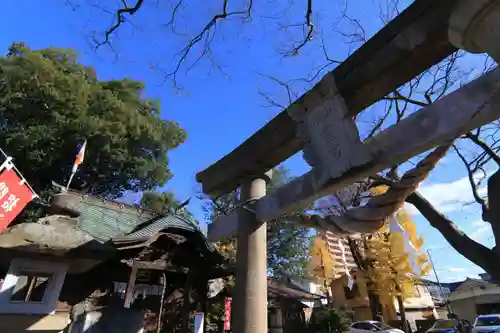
left=0, top=42, right=186, bottom=199
left=365, top=186, right=431, bottom=305
left=309, top=308, right=352, bottom=333
left=140, top=191, right=196, bottom=223
left=308, top=236, right=336, bottom=288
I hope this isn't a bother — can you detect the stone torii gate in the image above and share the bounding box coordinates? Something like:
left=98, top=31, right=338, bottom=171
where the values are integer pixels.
left=196, top=1, right=500, bottom=333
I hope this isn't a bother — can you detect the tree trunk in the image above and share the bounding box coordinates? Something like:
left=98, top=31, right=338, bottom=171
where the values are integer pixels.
left=347, top=237, right=382, bottom=319
left=397, top=295, right=409, bottom=333
left=319, top=247, right=333, bottom=307
left=324, top=280, right=333, bottom=307
left=405, top=169, right=500, bottom=283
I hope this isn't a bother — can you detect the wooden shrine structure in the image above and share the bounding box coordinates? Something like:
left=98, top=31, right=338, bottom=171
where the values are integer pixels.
left=0, top=191, right=233, bottom=332
left=196, top=1, right=500, bottom=333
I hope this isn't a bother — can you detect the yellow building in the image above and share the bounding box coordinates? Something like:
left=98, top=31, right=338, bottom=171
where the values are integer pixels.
left=330, top=269, right=438, bottom=330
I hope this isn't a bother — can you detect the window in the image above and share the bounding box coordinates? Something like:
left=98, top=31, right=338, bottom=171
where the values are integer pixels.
left=356, top=323, right=379, bottom=331
left=474, top=316, right=500, bottom=327
left=372, top=322, right=392, bottom=330
left=413, top=284, right=421, bottom=297
left=0, top=259, right=68, bottom=314
left=420, top=284, right=430, bottom=295
left=10, top=272, right=51, bottom=302
left=344, top=283, right=359, bottom=299
left=432, top=320, right=456, bottom=329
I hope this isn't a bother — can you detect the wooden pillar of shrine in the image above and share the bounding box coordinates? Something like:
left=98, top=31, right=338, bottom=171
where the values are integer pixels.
left=233, top=171, right=272, bottom=333
left=182, top=272, right=193, bottom=333
left=197, top=278, right=209, bottom=333
left=124, top=260, right=139, bottom=308
left=269, top=307, right=284, bottom=333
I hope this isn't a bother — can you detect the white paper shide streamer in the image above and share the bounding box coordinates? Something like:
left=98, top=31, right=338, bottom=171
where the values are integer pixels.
left=338, top=238, right=354, bottom=290
left=389, top=215, right=422, bottom=276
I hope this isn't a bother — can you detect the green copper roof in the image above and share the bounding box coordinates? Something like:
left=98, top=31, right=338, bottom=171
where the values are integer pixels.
left=50, top=192, right=201, bottom=243
left=48, top=192, right=232, bottom=278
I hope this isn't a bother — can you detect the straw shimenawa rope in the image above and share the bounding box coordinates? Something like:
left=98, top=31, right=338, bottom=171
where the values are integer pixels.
left=295, top=142, right=452, bottom=234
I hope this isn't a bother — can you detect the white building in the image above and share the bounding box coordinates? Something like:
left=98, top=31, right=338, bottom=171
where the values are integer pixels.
left=320, top=231, right=361, bottom=278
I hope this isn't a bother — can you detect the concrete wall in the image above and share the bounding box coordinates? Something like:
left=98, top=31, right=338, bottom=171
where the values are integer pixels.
left=448, top=280, right=500, bottom=322
left=290, top=279, right=327, bottom=307
left=0, top=307, right=145, bottom=332
left=449, top=284, right=500, bottom=302
left=330, top=271, right=372, bottom=320
left=450, top=298, right=477, bottom=323
left=401, top=285, right=435, bottom=310
left=69, top=308, right=145, bottom=333
left=450, top=294, right=500, bottom=322
left=0, top=313, right=70, bottom=332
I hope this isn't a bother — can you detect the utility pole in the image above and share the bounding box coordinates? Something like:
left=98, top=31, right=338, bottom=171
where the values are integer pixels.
left=427, top=249, right=453, bottom=314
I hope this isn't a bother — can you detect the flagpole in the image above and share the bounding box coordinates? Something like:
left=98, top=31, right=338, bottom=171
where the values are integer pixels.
left=66, top=172, right=76, bottom=192
left=427, top=249, right=453, bottom=314
left=65, top=140, right=87, bottom=192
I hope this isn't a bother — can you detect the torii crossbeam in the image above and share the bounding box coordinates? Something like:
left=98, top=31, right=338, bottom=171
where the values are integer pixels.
left=196, top=1, right=500, bottom=333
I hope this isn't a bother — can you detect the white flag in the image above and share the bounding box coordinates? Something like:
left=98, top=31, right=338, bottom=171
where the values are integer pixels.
left=389, top=215, right=422, bottom=276
left=72, top=140, right=87, bottom=173
left=338, top=238, right=354, bottom=290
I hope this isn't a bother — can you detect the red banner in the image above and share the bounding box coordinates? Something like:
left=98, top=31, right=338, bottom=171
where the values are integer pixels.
left=0, top=167, right=34, bottom=232
left=224, top=297, right=232, bottom=331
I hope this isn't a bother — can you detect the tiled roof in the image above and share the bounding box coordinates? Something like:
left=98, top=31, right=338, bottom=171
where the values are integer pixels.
left=268, top=278, right=324, bottom=301
left=76, top=200, right=151, bottom=242
left=50, top=192, right=202, bottom=243
left=111, top=214, right=207, bottom=250
left=124, top=215, right=199, bottom=240
left=421, top=279, right=464, bottom=293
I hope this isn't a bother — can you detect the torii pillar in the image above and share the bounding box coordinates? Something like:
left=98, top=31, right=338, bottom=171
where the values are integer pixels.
left=205, top=4, right=500, bottom=333
left=449, top=0, right=500, bottom=63
left=233, top=171, right=272, bottom=333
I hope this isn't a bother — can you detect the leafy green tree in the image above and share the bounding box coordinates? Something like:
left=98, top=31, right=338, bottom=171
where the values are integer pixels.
left=202, top=166, right=311, bottom=280
left=141, top=191, right=181, bottom=213
left=308, top=308, right=351, bottom=333
left=0, top=42, right=186, bottom=199
left=140, top=191, right=196, bottom=224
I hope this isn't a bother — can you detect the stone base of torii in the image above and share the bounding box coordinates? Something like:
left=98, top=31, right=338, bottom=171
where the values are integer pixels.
left=199, top=1, right=500, bottom=333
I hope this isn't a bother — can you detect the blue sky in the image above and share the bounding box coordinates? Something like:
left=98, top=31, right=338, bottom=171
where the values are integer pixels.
left=0, top=0, right=494, bottom=282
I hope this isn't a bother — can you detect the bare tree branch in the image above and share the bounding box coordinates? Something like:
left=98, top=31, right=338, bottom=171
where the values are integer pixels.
left=165, top=0, right=185, bottom=34
left=465, top=131, right=500, bottom=166
left=257, top=33, right=342, bottom=110
left=382, top=90, right=429, bottom=108
left=406, top=191, right=497, bottom=274
left=336, top=12, right=367, bottom=52
left=485, top=171, right=500, bottom=247
left=163, top=0, right=253, bottom=87
left=365, top=103, right=392, bottom=139
left=453, top=144, right=488, bottom=212
left=284, top=0, right=314, bottom=56
left=257, top=73, right=299, bottom=108
left=95, top=0, right=145, bottom=49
